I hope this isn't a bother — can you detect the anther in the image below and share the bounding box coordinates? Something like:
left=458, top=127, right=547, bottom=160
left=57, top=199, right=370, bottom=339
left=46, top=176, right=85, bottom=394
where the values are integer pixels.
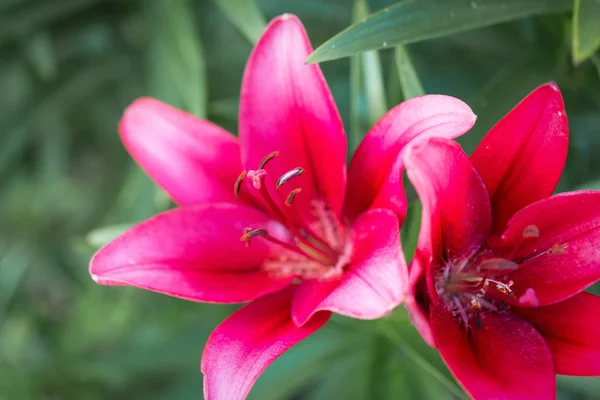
left=523, top=225, right=540, bottom=238
left=234, top=171, right=247, bottom=197
left=240, top=228, right=269, bottom=245
left=285, top=188, right=302, bottom=206
left=470, top=298, right=482, bottom=329
left=488, top=279, right=515, bottom=297
left=549, top=243, right=566, bottom=255
left=277, top=167, right=304, bottom=189
left=259, top=151, right=280, bottom=169
left=479, top=258, right=519, bottom=271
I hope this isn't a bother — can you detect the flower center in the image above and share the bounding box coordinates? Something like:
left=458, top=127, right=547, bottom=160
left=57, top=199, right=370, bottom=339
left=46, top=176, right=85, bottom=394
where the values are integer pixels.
left=436, top=225, right=565, bottom=329
left=234, top=151, right=350, bottom=281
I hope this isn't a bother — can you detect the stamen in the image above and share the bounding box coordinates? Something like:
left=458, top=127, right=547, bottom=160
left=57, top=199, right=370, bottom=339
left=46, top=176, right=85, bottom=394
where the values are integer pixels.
left=240, top=228, right=268, bottom=244
left=285, top=188, right=302, bottom=206
left=453, top=296, right=469, bottom=326
left=234, top=171, right=247, bottom=198
left=259, top=151, right=280, bottom=169
left=276, top=167, right=304, bottom=189
left=479, top=258, right=519, bottom=271
left=523, top=225, right=540, bottom=238
left=470, top=298, right=482, bottom=329
left=549, top=243, right=566, bottom=255
left=487, top=279, right=515, bottom=297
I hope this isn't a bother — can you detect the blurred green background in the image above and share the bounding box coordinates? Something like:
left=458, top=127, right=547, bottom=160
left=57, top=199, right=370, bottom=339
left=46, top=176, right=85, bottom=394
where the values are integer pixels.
left=1, top=0, right=600, bottom=399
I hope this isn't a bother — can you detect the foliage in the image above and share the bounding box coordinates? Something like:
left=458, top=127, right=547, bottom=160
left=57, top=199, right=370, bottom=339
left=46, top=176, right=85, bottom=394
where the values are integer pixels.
left=1, top=0, right=600, bottom=398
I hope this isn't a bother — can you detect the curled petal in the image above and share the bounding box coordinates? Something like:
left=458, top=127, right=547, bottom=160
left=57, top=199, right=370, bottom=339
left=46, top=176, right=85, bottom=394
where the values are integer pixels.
left=498, top=191, right=600, bottom=306
left=515, top=292, right=600, bottom=376
left=345, top=95, right=476, bottom=220
left=120, top=98, right=241, bottom=206
left=90, top=203, right=292, bottom=303
left=240, top=14, right=346, bottom=220
left=201, top=287, right=330, bottom=400
left=471, top=83, right=568, bottom=233
left=291, top=209, right=406, bottom=325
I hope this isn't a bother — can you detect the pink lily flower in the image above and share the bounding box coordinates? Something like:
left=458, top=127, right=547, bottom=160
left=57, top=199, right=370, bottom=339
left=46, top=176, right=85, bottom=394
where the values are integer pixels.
left=89, top=14, right=476, bottom=400
left=403, top=83, right=600, bottom=400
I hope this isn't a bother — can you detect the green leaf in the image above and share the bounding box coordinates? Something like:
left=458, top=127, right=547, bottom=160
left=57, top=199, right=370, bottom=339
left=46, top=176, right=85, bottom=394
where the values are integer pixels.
left=148, top=0, right=207, bottom=118
left=214, top=0, right=267, bottom=44
left=572, top=0, right=600, bottom=64
left=86, top=224, right=132, bottom=248
left=349, top=0, right=388, bottom=153
left=394, top=45, right=425, bottom=99
left=400, top=201, right=422, bottom=264
left=307, top=0, right=573, bottom=63
left=379, top=320, right=468, bottom=400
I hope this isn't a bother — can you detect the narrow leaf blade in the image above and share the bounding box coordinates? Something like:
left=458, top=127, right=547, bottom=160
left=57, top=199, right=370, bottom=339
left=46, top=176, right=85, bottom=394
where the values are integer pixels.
left=307, top=0, right=573, bottom=63
left=395, top=45, right=425, bottom=99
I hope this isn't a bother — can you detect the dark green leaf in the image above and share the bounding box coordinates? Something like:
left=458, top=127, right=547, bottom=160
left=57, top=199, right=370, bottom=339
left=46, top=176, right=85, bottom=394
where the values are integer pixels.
left=307, top=0, right=572, bottom=63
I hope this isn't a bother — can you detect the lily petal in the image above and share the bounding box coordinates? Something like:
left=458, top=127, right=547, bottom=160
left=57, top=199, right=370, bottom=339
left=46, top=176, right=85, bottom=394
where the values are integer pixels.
left=431, top=303, right=555, bottom=400
left=201, top=287, right=330, bottom=400
left=498, top=191, right=600, bottom=306
left=470, top=83, right=568, bottom=234
left=345, top=95, right=476, bottom=220
left=90, top=203, right=292, bottom=303
left=515, top=292, right=600, bottom=376
left=291, top=209, right=405, bottom=326
left=405, top=138, right=491, bottom=301
left=239, top=14, right=346, bottom=219
left=404, top=251, right=436, bottom=347
left=120, top=98, right=241, bottom=206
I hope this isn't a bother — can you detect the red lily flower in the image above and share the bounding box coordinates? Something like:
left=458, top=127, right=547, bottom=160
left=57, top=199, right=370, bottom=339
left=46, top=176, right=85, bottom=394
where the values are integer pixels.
left=89, top=14, right=476, bottom=400
left=403, top=83, right=600, bottom=400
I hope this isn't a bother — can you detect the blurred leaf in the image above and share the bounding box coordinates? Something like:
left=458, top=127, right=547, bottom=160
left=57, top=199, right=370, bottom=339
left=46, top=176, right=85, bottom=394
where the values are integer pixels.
left=0, top=0, right=102, bottom=45
left=349, top=0, right=387, bottom=152
left=0, top=56, right=129, bottom=181
left=400, top=201, right=422, bottom=264
left=379, top=320, right=468, bottom=399
left=0, top=244, right=29, bottom=318
left=86, top=224, right=132, bottom=248
left=572, top=0, right=600, bottom=64
left=249, top=323, right=362, bottom=400
left=148, top=0, right=207, bottom=118
left=209, top=97, right=239, bottom=120
left=307, top=0, right=573, bottom=63
left=214, top=0, right=267, bottom=44
left=23, top=31, right=57, bottom=81
left=395, top=45, right=425, bottom=99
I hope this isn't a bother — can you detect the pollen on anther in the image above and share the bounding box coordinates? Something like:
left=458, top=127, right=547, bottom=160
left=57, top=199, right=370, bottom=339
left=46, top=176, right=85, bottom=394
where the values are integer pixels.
left=240, top=228, right=269, bottom=246
left=522, top=225, right=540, bottom=238
left=276, top=167, right=304, bottom=189
left=285, top=188, right=302, bottom=206
left=259, top=151, right=280, bottom=169
left=234, top=171, right=247, bottom=197
left=549, top=243, right=566, bottom=255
